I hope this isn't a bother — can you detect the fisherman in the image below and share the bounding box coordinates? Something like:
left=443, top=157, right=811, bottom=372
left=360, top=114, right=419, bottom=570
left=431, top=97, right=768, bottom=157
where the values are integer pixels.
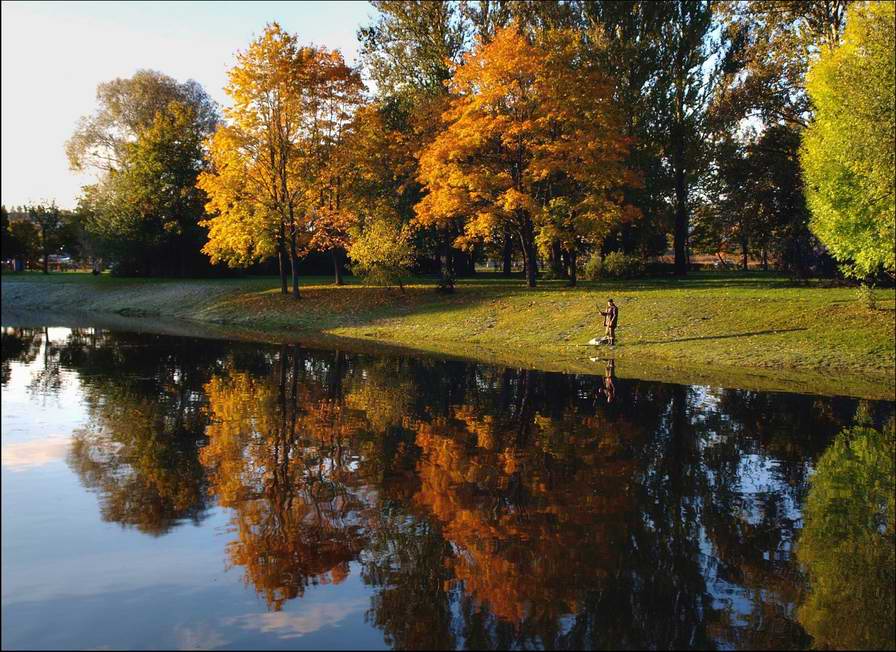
left=597, top=298, right=618, bottom=347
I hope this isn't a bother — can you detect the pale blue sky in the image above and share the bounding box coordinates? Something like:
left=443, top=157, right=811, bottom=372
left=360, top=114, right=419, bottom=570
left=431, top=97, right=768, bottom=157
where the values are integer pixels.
left=1, top=1, right=377, bottom=209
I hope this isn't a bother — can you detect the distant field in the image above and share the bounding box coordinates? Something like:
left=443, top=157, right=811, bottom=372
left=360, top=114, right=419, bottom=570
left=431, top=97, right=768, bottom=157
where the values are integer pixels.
left=3, top=270, right=894, bottom=399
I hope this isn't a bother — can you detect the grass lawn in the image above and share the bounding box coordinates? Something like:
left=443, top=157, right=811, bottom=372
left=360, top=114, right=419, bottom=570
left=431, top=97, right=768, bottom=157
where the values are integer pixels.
left=3, top=270, right=894, bottom=399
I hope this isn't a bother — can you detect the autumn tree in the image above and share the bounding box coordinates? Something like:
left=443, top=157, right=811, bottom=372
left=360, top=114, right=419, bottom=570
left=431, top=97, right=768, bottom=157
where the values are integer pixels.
left=358, top=2, right=473, bottom=284
left=338, top=102, right=421, bottom=287
left=200, top=24, right=363, bottom=296
left=416, top=25, right=636, bottom=288
left=299, top=50, right=364, bottom=285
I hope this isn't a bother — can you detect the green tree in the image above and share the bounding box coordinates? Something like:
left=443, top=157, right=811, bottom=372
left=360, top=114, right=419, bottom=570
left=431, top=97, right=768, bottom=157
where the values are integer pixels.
left=68, top=70, right=219, bottom=276
left=358, top=0, right=467, bottom=100
left=657, top=1, right=720, bottom=276
left=348, top=216, right=414, bottom=288
left=707, top=1, right=853, bottom=277
left=25, top=203, right=65, bottom=274
left=716, top=0, right=851, bottom=129
left=7, top=219, right=40, bottom=269
left=800, top=0, right=895, bottom=279
left=692, top=125, right=818, bottom=273
left=0, top=206, right=20, bottom=267
left=583, top=1, right=675, bottom=262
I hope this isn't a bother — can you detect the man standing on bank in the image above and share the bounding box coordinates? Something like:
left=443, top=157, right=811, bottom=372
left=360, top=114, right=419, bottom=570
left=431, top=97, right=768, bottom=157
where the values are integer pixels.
left=597, top=298, right=618, bottom=347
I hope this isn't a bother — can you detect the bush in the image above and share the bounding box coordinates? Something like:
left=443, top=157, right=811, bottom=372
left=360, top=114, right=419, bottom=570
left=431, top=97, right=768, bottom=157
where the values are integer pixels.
left=856, top=283, right=877, bottom=309
left=584, top=251, right=645, bottom=280
left=349, top=218, right=414, bottom=289
left=584, top=252, right=602, bottom=280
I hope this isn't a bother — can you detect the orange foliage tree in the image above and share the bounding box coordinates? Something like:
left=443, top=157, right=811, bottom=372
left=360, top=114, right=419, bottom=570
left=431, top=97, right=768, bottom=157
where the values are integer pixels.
left=299, top=50, right=364, bottom=285
left=416, top=25, right=638, bottom=287
left=198, top=23, right=363, bottom=297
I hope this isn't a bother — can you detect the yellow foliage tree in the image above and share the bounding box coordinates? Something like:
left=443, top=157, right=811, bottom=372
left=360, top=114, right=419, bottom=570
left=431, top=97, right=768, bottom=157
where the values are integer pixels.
left=416, top=25, right=637, bottom=287
left=198, top=23, right=363, bottom=297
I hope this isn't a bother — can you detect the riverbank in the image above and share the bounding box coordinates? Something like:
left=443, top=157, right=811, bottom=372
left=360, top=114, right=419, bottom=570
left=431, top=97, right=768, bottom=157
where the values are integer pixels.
left=3, top=271, right=894, bottom=399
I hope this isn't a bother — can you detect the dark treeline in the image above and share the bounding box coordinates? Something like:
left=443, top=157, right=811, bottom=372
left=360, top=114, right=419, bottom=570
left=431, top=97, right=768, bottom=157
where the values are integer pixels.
left=2, top=1, right=892, bottom=286
left=2, top=325, right=894, bottom=648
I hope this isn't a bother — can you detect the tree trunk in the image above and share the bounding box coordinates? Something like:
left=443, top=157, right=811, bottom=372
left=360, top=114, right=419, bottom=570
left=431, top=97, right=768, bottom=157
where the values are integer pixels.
left=550, top=240, right=566, bottom=278
left=467, top=244, right=478, bottom=275
left=41, top=228, right=48, bottom=274
left=502, top=226, right=513, bottom=276
left=441, top=233, right=453, bottom=285
left=672, top=128, right=688, bottom=276
left=289, top=232, right=300, bottom=299
left=518, top=217, right=537, bottom=288
left=332, top=248, right=343, bottom=285
left=277, top=229, right=288, bottom=294
left=568, top=250, right=577, bottom=287
left=741, top=236, right=749, bottom=271
left=761, top=248, right=768, bottom=271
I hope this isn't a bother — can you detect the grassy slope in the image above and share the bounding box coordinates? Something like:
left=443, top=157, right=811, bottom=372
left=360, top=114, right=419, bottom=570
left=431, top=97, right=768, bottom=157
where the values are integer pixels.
left=3, top=271, right=894, bottom=399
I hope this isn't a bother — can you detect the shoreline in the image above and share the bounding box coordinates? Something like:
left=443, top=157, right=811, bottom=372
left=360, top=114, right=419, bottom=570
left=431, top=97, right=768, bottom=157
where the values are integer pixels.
left=2, top=272, right=894, bottom=400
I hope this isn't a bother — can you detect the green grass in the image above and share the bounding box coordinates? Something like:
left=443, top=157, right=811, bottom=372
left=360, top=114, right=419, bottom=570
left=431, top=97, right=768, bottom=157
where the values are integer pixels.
left=3, top=270, right=894, bottom=399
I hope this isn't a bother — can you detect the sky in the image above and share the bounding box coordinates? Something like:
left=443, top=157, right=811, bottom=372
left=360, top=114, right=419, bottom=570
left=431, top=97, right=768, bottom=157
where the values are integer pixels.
left=0, top=1, right=377, bottom=209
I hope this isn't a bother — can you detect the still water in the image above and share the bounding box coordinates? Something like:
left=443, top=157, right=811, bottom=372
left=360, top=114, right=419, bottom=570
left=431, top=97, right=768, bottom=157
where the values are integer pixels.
left=1, top=323, right=893, bottom=650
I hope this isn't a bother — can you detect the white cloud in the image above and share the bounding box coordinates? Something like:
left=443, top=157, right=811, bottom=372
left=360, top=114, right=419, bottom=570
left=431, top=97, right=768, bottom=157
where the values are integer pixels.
left=224, top=597, right=368, bottom=639
left=1, top=434, right=71, bottom=470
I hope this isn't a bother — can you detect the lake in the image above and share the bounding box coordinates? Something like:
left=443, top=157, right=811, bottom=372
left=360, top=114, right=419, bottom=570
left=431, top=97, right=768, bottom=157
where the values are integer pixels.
left=1, top=322, right=893, bottom=650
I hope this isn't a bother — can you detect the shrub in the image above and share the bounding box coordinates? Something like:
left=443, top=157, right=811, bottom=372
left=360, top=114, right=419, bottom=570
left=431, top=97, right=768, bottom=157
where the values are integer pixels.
left=584, top=252, right=602, bottom=281
left=856, top=283, right=877, bottom=309
left=349, top=218, right=414, bottom=289
left=585, top=251, right=644, bottom=280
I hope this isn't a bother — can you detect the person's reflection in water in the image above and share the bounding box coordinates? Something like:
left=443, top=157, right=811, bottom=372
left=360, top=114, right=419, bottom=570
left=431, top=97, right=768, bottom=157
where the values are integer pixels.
left=597, top=359, right=616, bottom=404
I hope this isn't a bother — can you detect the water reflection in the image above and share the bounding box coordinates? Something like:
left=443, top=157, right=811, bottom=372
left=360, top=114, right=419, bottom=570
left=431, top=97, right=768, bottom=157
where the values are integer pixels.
left=796, top=422, right=895, bottom=650
left=1, top=326, right=893, bottom=650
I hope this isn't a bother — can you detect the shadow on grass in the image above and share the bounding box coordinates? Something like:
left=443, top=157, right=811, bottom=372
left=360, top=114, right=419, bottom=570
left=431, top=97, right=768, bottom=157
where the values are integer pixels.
left=629, top=327, right=808, bottom=345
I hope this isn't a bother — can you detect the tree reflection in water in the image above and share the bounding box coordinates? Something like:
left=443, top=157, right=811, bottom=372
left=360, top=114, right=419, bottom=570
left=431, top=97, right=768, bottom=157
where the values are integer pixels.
left=2, top=326, right=892, bottom=649
left=796, top=420, right=895, bottom=650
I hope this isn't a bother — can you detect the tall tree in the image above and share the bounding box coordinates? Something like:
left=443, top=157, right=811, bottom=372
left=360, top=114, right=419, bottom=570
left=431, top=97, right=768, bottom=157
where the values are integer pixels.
left=68, top=70, right=219, bottom=276
left=358, top=1, right=470, bottom=285
left=299, top=49, right=364, bottom=285
left=583, top=1, right=672, bottom=261
left=0, top=206, right=19, bottom=269
left=692, top=125, right=817, bottom=273
left=200, top=24, right=362, bottom=298
left=705, top=1, right=854, bottom=277
left=339, top=101, right=422, bottom=286
left=800, top=0, right=895, bottom=280
left=416, top=25, right=635, bottom=288
left=715, top=0, right=852, bottom=129
left=67, top=69, right=217, bottom=173
left=655, top=1, right=720, bottom=275
left=358, top=0, right=467, bottom=99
